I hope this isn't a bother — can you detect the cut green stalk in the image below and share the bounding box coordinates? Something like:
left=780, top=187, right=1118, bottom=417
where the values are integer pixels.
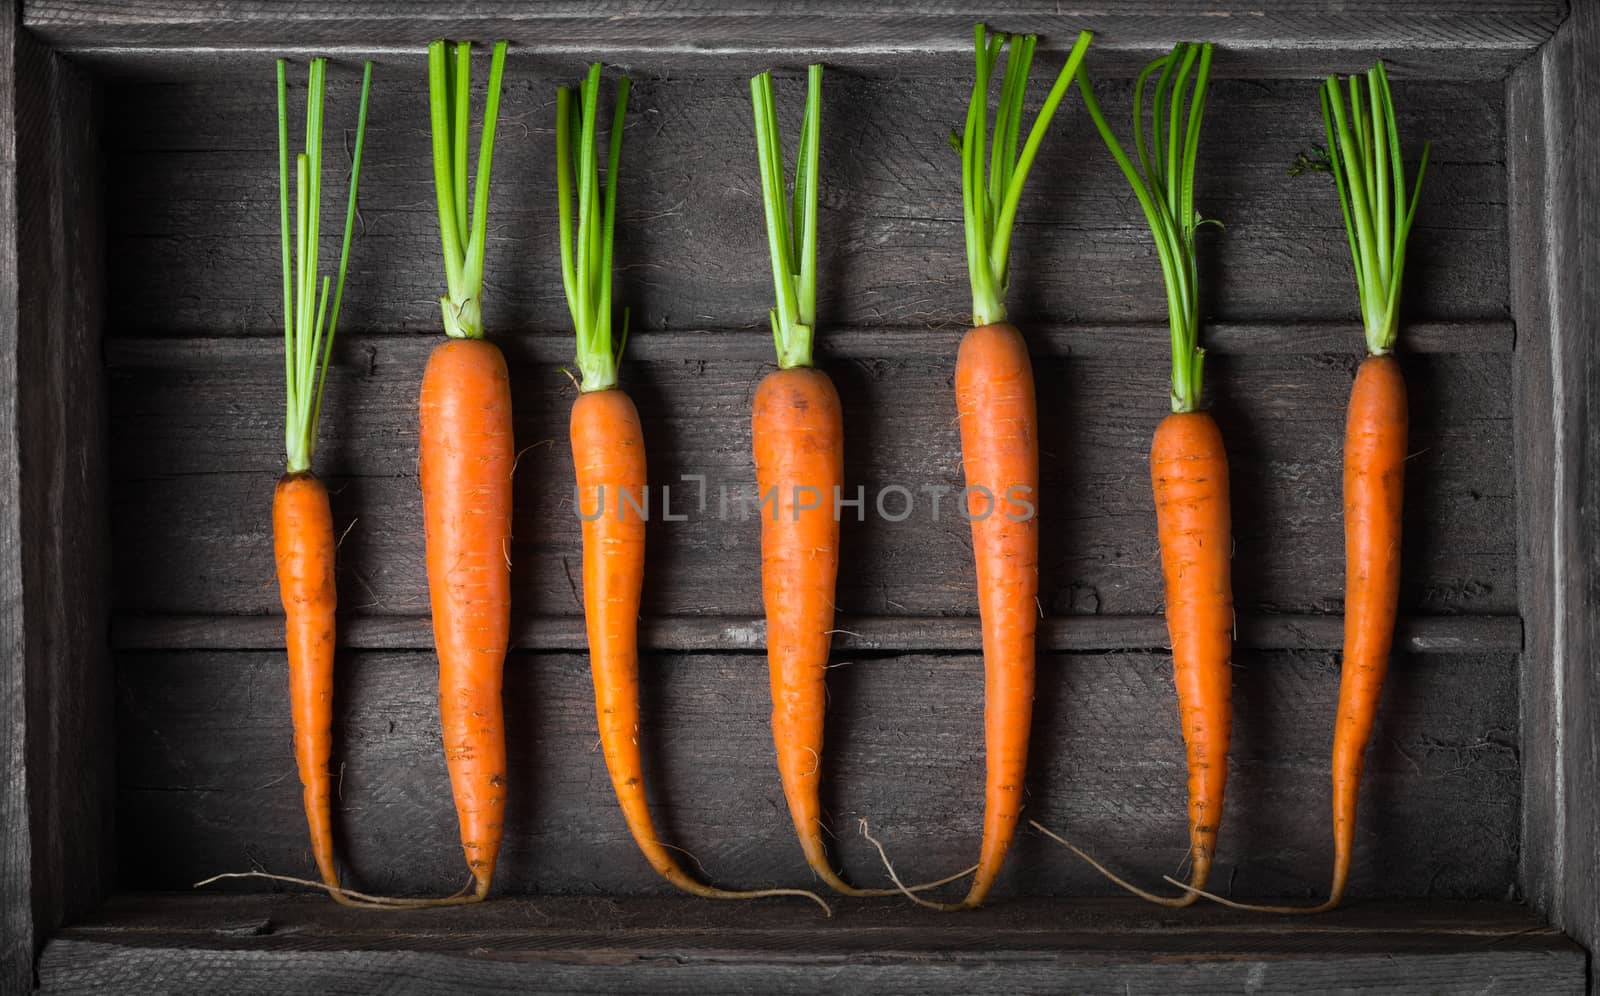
left=278, top=58, right=373, bottom=475
left=426, top=39, right=508, bottom=340
left=557, top=63, right=632, bottom=393
left=750, top=64, right=822, bottom=370
left=956, top=24, right=1094, bottom=328
left=1321, top=62, right=1429, bottom=356
left=1075, top=43, right=1213, bottom=413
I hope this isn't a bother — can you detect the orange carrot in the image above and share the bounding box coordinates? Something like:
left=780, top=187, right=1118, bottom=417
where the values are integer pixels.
left=753, top=365, right=848, bottom=889
left=1150, top=411, right=1234, bottom=899
left=955, top=321, right=1040, bottom=906
left=748, top=65, right=977, bottom=900
left=1327, top=355, right=1407, bottom=903
left=270, top=57, right=370, bottom=905
left=274, top=472, right=340, bottom=893
left=1034, top=42, right=1229, bottom=907
left=422, top=39, right=512, bottom=901
left=420, top=337, right=513, bottom=900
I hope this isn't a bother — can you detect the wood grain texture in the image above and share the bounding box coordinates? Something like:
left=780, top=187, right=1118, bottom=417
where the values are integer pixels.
left=34, top=895, right=1585, bottom=995
left=106, top=350, right=1517, bottom=621
left=115, top=649, right=1521, bottom=902
left=109, top=611, right=1524, bottom=654
left=0, top=18, right=112, bottom=996
left=1507, top=37, right=1558, bottom=929
left=1507, top=0, right=1600, bottom=960
left=102, top=75, right=1506, bottom=336
left=24, top=1, right=1568, bottom=79
left=0, top=4, right=26, bottom=992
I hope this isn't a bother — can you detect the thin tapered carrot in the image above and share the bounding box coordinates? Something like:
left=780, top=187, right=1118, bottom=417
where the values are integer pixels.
left=563, top=63, right=828, bottom=913
left=1177, top=63, right=1427, bottom=915
left=423, top=39, right=512, bottom=901
left=863, top=25, right=1092, bottom=911
left=268, top=57, right=371, bottom=907
left=1036, top=41, right=1229, bottom=908
left=274, top=472, right=340, bottom=893
left=749, top=65, right=976, bottom=900
left=955, top=320, right=1040, bottom=907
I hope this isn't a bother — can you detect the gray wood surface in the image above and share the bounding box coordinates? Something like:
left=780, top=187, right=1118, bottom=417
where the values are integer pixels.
left=109, top=611, right=1524, bottom=654
left=34, top=895, right=1586, bottom=995
left=104, top=74, right=1505, bottom=336
left=0, top=13, right=113, bottom=996
left=24, top=1, right=1569, bottom=79
left=1507, top=0, right=1600, bottom=962
left=1507, top=34, right=1559, bottom=935
left=115, top=649, right=1521, bottom=901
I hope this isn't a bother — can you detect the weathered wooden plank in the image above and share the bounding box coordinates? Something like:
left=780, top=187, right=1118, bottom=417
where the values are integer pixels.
left=1507, top=33, right=1558, bottom=931
left=1506, top=0, right=1600, bottom=961
left=25, top=1, right=1568, bottom=79
left=103, top=322, right=1518, bottom=370
left=114, top=649, right=1521, bottom=902
left=109, top=611, right=1523, bottom=654
left=102, top=75, right=1505, bottom=336
left=106, top=351, right=1518, bottom=619
left=0, top=19, right=112, bottom=996
left=35, top=895, right=1585, bottom=996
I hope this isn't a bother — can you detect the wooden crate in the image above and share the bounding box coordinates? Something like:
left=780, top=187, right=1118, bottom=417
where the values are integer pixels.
left=2, top=1, right=1594, bottom=992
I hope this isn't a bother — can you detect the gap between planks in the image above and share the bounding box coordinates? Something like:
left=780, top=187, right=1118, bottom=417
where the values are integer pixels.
left=103, top=319, right=1515, bottom=370
left=112, top=612, right=1522, bottom=654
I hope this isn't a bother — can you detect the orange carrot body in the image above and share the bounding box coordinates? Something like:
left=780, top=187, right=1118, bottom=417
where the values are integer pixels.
left=273, top=471, right=340, bottom=894
left=753, top=367, right=846, bottom=889
left=419, top=336, right=514, bottom=900
left=1150, top=410, right=1234, bottom=900
left=955, top=322, right=1039, bottom=908
left=1329, top=354, right=1406, bottom=902
left=571, top=388, right=698, bottom=890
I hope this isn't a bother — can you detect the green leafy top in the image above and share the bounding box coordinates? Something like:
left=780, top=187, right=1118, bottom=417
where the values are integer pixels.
left=750, top=64, right=821, bottom=370
left=1076, top=42, right=1215, bottom=414
left=557, top=63, right=631, bottom=393
left=1321, top=62, right=1430, bottom=356
left=956, top=24, right=1094, bottom=328
left=278, top=58, right=372, bottom=475
left=426, top=39, right=508, bottom=340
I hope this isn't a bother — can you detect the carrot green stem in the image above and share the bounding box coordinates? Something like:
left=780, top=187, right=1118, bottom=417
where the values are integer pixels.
left=557, top=63, right=632, bottom=393
left=1321, top=61, right=1429, bottom=356
left=426, top=39, right=508, bottom=340
left=1076, top=42, right=1213, bottom=413
left=957, top=24, right=1094, bottom=328
left=750, top=64, right=822, bottom=370
left=278, top=58, right=372, bottom=475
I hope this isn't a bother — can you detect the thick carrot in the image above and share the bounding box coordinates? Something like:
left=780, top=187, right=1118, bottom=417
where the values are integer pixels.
left=1033, top=42, right=1229, bottom=907
left=955, top=321, right=1039, bottom=906
left=420, top=336, right=513, bottom=900
left=274, top=472, right=340, bottom=892
left=1150, top=411, right=1233, bottom=900
left=421, top=39, right=513, bottom=901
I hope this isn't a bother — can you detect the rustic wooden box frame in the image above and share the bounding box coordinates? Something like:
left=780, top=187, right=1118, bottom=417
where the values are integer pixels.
left=2, top=1, right=1596, bottom=992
